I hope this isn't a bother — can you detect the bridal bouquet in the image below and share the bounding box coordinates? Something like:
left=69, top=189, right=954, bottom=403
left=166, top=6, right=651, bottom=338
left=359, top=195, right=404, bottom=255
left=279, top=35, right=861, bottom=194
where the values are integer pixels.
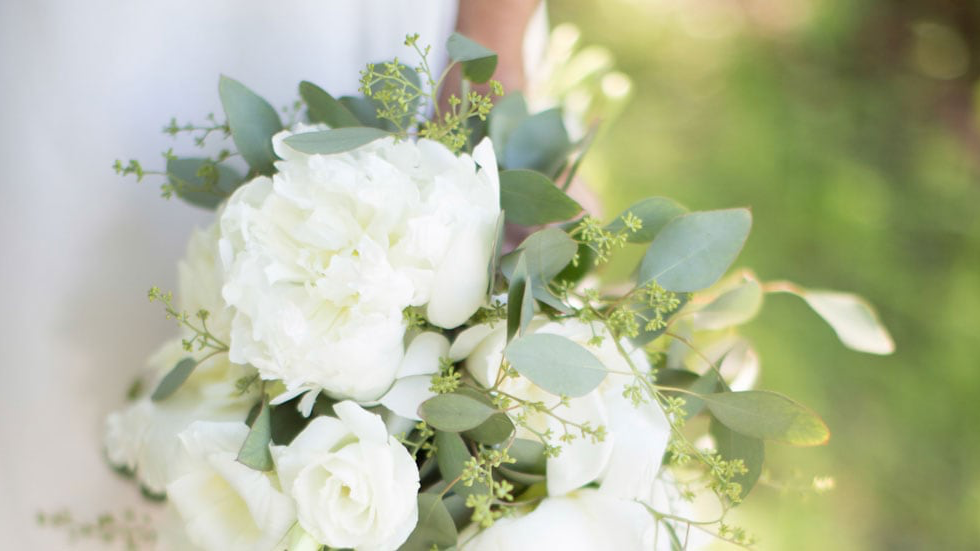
left=94, top=31, right=893, bottom=550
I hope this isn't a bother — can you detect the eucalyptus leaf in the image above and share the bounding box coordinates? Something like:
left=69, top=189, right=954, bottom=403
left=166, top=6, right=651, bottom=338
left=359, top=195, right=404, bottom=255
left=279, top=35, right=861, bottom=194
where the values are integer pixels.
left=446, top=32, right=498, bottom=83
left=504, top=333, right=607, bottom=397
left=506, top=254, right=534, bottom=342
left=502, top=109, right=572, bottom=177
left=400, top=493, right=458, bottom=551
left=500, top=169, right=583, bottom=226
left=630, top=293, right=689, bottom=347
left=638, top=208, right=752, bottom=292
left=801, top=290, right=894, bottom=355
left=488, top=92, right=528, bottom=153
left=679, top=370, right=721, bottom=419
left=463, top=413, right=514, bottom=445
left=502, top=227, right=578, bottom=285
left=606, top=197, right=687, bottom=243
left=236, top=399, right=274, bottom=471
left=691, top=279, right=764, bottom=331
left=283, top=127, right=390, bottom=155
left=299, top=81, right=361, bottom=128
left=702, top=390, right=830, bottom=446
left=486, top=211, right=506, bottom=295
left=339, top=96, right=387, bottom=129
left=434, top=431, right=488, bottom=498
left=150, top=357, right=197, bottom=401
left=419, top=393, right=496, bottom=432
left=166, top=158, right=243, bottom=210
left=508, top=438, right=547, bottom=475
left=218, top=75, right=282, bottom=175
left=710, top=418, right=764, bottom=500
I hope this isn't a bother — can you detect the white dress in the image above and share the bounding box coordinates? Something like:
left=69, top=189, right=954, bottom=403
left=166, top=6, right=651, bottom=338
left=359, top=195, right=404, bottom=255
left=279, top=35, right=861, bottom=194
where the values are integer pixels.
left=0, top=1, right=456, bottom=547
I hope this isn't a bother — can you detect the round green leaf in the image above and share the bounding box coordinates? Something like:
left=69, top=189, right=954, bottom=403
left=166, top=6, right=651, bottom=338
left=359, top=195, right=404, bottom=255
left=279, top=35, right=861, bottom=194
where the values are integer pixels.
left=702, top=390, right=830, bottom=446
left=504, top=333, right=607, bottom=397
left=606, top=197, right=687, bottom=243
left=434, top=431, right=488, bottom=498
left=282, top=127, right=390, bottom=155
left=691, top=279, right=764, bottom=331
left=298, top=81, right=361, bottom=128
left=166, top=158, right=243, bottom=210
left=463, top=413, right=515, bottom=445
left=418, top=393, right=496, bottom=432
left=502, top=109, right=572, bottom=177
left=150, top=357, right=197, bottom=401
left=218, top=75, right=283, bottom=175
left=488, top=92, right=529, bottom=153
left=500, top=169, right=583, bottom=226
left=447, top=32, right=498, bottom=83
left=710, top=417, right=765, bottom=501
left=236, top=399, right=273, bottom=471
left=399, top=493, right=458, bottom=551
left=638, top=208, right=752, bottom=292
left=801, top=290, right=895, bottom=355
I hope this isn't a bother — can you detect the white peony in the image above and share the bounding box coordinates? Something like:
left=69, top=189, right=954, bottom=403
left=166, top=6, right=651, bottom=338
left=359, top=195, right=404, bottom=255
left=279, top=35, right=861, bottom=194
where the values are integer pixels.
left=166, top=421, right=296, bottom=551
left=177, top=222, right=233, bottom=341
left=377, top=331, right=450, bottom=421
left=103, top=339, right=258, bottom=494
left=272, top=401, right=420, bottom=551
left=461, top=489, right=655, bottom=551
left=451, top=317, right=671, bottom=500
left=218, top=130, right=500, bottom=402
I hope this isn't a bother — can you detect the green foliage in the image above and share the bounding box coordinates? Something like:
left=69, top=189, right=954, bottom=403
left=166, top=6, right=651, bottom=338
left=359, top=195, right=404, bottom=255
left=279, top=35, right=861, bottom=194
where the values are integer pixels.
left=710, top=417, right=765, bottom=501
left=501, top=108, right=572, bottom=178
left=236, top=397, right=274, bottom=471
left=282, top=127, right=390, bottom=155
left=165, top=157, right=243, bottom=210
left=798, top=289, right=895, bottom=355
left=503, top=333, right=608, bottom=397
left=399, top=494, right=458, bottom=551
left=506, top=254, right=534, bottom=342
left=605, top=197, right=687, bottom=243
left=638, top=208, right=752, bottom=292
left=446, top=32, right=499, bottom=83
left=702, top=390, right=830, bottom=446
left=298, top=80, right=361, bottom=128
left=434, top=431, right=489, bottom=498
left=499, top=169, right=583, bottom=225
left=37, top=509, right=155, bottom=551
left=418, top=393, right=497, bottom=432
left=487, top=92, right=528, bottom=150
left=218, top=75, right=283, bottom=175
left=150, top=357, right=197, bottom=402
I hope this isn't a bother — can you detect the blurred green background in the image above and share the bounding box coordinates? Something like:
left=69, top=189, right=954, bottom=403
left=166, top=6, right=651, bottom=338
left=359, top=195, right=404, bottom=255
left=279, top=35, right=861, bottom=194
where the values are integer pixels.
left=551, top=0, right=980, bottom=549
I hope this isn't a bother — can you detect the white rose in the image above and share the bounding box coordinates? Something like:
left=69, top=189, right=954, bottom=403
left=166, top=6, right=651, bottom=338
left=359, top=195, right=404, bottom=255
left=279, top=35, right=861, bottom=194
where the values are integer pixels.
left=273, top=401, right=420, bottom=551
left=218, top=132, right=500, bottom=402
left=104, top=339, right=258, bottom=494
left=166, top=421, right=296, bottom=551
left=461, top=489, right=655, bottom=551
left=377, top=331, right=450, bottom=421
left=451, top=317, right=671, bottom=500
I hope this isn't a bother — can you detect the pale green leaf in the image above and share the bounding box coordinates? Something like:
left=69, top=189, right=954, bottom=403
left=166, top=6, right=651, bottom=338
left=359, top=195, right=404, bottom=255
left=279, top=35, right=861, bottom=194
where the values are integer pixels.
left=299, top=81, right=361, bottom=128
left=710, top=417, right=764, bottom=500
left=500, top=169, right=583, bottom=226
left=606, top=197, right=687, bottom=243
left=691, top=279, right=764, bottom=330
left=434, top=431, right=488, bottom=498
left=399, top=493, right=458, bottom=551
left=702, top=390, right=829, bottom=446
left=488, top=93, right=528, bottom=154
left=236, top=399, right=274, bottom=471
left=150, top=357, right=197, bottom=401
left=504, top=333, right=607, bottom=397
left=166, top=158, right=243, bottom=210
left=638, top=208, right=752, bottom=292
left=218, top=75, right=282, bottom=175
left=486, top=211, right=506, bottom=295
left=801, top=290, right=895, bottom=355
left=419, top=394, right=496, bottom=432
left=463, top=413, right=515, bottom=445
left=447, top=32, right=498, bottom=83
left=502, top=109, right=572, bottom=177
left=506, top=254, right=534, bottom=342
left=283, top=127, right=390, bottom=155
